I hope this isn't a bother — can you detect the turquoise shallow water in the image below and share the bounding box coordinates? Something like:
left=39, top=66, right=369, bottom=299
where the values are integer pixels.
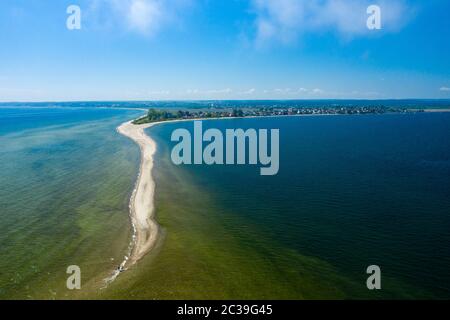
left=0, top=107, right=142, bottom=298
left=149, top=113, right=450, bottom=298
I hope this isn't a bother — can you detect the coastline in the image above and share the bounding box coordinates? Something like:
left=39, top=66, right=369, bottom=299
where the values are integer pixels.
left=109, top=116, right=251, bottom=282
left=107, top=120, right=162, bottom=283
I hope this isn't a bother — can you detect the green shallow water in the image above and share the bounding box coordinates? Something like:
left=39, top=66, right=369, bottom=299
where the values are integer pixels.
left=0, top=107, right=142, bottom=299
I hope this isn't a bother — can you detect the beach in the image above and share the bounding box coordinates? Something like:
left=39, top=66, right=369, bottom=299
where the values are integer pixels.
left=115, top=121, right=161, bottom=276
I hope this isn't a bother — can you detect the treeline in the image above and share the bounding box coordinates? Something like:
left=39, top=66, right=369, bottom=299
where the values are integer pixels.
left=132, top=108, right=245, bottom=124
left=131, top=105, right=414, bottom=125
left=133, top=109, right=176, bottom=124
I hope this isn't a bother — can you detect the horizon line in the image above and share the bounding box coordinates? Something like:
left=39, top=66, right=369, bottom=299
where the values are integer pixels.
left=1, top=98, right=450, bottom=104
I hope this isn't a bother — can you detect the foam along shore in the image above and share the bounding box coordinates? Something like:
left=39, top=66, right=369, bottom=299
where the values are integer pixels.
left=108, top=121, right=161, bottom=282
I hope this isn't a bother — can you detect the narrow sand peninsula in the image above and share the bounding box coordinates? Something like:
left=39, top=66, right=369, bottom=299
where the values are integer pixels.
left=107, top=121, right=161, bottom=282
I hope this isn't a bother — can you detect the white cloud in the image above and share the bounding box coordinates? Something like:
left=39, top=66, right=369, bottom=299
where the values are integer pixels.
left=88, top=0, right=191, bottom=36
left=206, top=88, right=232, bottom=94
left=263, top=87, right=382, bottom=98
left=251, top=0, right=414, bottom=45
left=186, top=89, right=199, bottom=95
left=184, top=88, right=233, bottom=96
left=440, top=87, right=450, bottom=92
left=148, top=90, right=171, bottom=95
left=274, top=88, right=292, bottom=94
left=241, top=88, right=256, bottom=95
left=270, top=87, right=324, bottom=95
left=312, top=88, right=324, bottom=94
left=127, top=0, right=163, bottom=34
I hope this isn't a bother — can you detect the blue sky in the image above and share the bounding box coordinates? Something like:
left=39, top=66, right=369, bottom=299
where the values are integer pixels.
left=0, top=0, right=449, bottom=101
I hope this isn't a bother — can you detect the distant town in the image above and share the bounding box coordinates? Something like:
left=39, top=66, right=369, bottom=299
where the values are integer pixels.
left=133, top=105, right=423, bottom=125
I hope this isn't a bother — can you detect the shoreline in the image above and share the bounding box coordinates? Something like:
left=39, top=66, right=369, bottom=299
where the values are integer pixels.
left=108, top=116, right=247, bottom=283
left=106, top=120, right=162, bottom=283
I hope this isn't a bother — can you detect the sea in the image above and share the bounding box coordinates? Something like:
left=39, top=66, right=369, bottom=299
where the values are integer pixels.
left=0, top=102, right=449, bottom=299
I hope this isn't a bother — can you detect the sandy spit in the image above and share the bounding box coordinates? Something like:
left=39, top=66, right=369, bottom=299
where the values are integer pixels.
left=105, top=121, right=162, bottom=284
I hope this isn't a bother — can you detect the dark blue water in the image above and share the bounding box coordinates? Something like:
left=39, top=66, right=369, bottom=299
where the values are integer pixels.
left=151, top=113, right=450, bottom=298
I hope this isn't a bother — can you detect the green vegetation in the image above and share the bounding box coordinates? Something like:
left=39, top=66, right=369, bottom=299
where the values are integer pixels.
left=132, top=108, right=246, bottom=125
left=133, top=109, right=176, bottom=124
left=132, top=105, right=420, bottom=125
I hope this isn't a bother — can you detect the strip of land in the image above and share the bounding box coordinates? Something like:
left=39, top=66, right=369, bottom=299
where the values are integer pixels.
left=114, top=121, right=161, bottom=275
left=111, top=116, right=239, bottom=282
left=132, top=106, right=450, bottom=126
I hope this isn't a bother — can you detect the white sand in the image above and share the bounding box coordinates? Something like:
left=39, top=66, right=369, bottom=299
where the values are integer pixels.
left=103, top=120, right=161, bottom=284
left=108, top=118, right=209, bottom=284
